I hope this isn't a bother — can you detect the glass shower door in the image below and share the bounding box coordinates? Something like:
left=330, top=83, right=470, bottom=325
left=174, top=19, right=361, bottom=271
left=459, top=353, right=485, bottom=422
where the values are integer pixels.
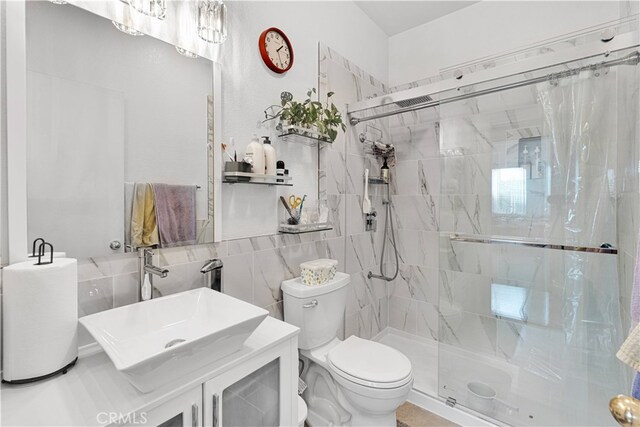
left=437, top=65, right=630, bottom=426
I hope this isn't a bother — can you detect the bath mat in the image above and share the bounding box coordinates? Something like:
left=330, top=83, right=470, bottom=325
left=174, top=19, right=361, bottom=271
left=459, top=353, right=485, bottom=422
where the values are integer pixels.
left=396, top=402, right=459, bottom=427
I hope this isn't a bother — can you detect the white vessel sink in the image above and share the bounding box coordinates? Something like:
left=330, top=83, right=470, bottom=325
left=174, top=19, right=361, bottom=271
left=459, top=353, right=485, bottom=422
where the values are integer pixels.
left=79, top=288, right=268, bottom=392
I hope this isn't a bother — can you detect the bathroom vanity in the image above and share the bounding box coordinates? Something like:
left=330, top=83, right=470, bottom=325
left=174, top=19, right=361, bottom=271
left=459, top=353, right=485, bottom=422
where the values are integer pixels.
left=1, top=317, right=299, bottom=427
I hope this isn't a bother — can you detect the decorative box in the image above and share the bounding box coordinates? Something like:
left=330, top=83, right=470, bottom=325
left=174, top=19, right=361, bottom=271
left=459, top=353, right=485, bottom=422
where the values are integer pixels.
left=300, top=259, right=338, bottom=286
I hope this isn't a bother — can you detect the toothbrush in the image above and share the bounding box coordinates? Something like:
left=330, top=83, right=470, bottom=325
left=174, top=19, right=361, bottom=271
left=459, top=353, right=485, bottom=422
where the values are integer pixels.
left=363, top=169, right=371, bottom=214
left=221, top=143, right=234, bottom=162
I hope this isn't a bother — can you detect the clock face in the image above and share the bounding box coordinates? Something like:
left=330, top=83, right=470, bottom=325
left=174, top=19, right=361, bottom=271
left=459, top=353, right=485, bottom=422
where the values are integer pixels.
left=259, top=28, right=294, bottom=73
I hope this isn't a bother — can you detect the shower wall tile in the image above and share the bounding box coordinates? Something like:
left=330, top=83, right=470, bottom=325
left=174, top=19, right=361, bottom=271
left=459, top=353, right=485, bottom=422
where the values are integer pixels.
left=441, top=153, right=491, bottom=195
left=389, top=264, right=438, bottom=304
left=439, top=312, right=497, bottom=357
left=388, top=296, right=417, bottom=335
left=439, top=194, right=492, bottom=235
left=439, top=237, right=492, bottom=276
left=391, top=121, right=439, bottom=162
left=391, top=195, right=439, bottom=231
left=416, top=300, right=439, bottom=341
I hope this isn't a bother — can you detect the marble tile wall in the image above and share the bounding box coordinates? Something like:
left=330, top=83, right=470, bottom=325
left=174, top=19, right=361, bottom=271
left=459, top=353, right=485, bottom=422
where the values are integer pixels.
left=319, top=45, right=390, bottom=339
left=385, top=109, right=441, bottom=340
left=75, top=233, right=343, bottom=346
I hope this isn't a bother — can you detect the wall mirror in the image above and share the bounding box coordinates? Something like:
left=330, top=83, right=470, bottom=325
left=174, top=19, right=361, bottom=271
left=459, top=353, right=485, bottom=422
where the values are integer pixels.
left=25, top=1, right=215, bottom=259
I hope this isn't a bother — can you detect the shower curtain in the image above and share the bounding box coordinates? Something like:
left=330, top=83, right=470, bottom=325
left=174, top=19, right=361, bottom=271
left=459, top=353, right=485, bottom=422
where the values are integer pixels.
left=534, top=68, right=627, bottom=425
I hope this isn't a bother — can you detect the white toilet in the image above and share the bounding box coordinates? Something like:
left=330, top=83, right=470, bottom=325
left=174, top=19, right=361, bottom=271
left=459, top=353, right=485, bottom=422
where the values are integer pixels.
left=282, top=272, right=413, bottom=427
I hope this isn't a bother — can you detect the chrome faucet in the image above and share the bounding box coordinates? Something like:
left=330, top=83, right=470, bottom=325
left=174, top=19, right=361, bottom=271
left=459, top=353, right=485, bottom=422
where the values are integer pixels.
left=138, top=248, right=168, bottom=301
left=143, top=249, right=169, bottom=278
left=201, top=259, right=223, bottom=292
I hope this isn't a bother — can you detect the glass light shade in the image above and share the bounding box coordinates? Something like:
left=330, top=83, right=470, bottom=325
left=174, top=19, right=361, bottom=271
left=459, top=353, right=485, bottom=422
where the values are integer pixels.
left=112, top=21, right=145, bottom=36
left=198, top=0, right=227, bottom=44
left=176, top=47, right=199, bottom=59
left=128, top=0, right=166, bottom=20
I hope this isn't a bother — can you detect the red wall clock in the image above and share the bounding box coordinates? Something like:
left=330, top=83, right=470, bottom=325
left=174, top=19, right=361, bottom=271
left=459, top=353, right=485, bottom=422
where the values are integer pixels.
left=259, top=27, right=294, bottom=74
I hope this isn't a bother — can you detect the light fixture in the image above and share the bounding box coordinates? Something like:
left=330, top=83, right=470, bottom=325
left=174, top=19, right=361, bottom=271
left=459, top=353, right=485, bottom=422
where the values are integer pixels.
left=176, top=47, right=199, bottom=59
left=127, top=0, right=166, bottom=19
left=198, top=0, right=227, bottom=44
left=49, top=0, right=68, bottom=4
left=112, top=21, right=145, bottom=36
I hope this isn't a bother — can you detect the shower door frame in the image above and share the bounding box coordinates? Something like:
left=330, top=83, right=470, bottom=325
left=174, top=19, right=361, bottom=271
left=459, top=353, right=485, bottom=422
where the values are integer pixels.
left=347, top=30, right=639, bottom=122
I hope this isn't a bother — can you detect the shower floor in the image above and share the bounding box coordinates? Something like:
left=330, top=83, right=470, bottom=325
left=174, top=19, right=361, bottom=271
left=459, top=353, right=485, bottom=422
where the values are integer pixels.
left=373, top=327, right=620, bottom=427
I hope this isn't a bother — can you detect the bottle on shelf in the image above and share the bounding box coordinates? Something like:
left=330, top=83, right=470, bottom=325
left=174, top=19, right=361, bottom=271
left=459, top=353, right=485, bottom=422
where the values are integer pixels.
left=244, top=134, right=265, bottom=182
left=263, top=136, right=277, bottom=177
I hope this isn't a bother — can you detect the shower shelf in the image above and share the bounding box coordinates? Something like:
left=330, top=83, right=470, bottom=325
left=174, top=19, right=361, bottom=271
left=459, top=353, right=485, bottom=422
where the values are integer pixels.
left=223, top=171, right=293, bottom=186
left=278, top=223, right=333, bottom=234
left=368, top=177, right=388, bottom=185
left=278, top=126, right=333, bottom=145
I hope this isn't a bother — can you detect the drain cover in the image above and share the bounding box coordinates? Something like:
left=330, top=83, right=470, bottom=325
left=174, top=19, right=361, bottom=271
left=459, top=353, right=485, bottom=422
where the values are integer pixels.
left=165, top=339, right=186, bottom=349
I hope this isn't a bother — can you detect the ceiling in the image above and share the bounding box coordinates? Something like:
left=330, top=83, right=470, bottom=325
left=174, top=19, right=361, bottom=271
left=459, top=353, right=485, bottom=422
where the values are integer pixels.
left=355, top=1, right=479, bottom=36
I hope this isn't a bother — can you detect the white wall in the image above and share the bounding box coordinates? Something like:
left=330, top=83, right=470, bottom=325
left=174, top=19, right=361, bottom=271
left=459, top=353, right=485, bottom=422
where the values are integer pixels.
left=218, top=1, right=388, bottom=239
left=388, top=1, right=623, bottom=86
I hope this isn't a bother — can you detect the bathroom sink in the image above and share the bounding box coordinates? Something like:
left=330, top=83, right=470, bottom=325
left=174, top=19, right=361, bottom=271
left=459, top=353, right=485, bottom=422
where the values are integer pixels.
left=79, top=288, right=268, bottom=392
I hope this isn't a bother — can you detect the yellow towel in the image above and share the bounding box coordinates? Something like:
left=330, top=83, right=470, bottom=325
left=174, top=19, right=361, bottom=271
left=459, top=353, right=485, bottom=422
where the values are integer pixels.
left=131, top=183, right=159, bottom=248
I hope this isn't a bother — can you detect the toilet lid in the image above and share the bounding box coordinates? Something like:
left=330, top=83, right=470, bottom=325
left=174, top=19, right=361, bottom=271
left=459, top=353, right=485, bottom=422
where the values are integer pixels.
left=328, top=336, right=412, bottom=388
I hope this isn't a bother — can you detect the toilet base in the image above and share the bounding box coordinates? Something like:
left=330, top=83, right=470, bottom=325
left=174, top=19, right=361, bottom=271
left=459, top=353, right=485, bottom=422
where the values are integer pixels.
left=301, top=358, right=407, bottom=427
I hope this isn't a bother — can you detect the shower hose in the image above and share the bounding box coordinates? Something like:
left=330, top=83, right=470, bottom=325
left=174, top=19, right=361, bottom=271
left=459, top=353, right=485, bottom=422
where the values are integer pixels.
left=368, top=182, right=399, bottom=282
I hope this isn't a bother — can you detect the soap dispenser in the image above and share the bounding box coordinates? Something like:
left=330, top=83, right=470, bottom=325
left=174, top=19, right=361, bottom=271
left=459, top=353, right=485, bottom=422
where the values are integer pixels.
left=244, top=134, right=265, bottom=182
left=262, top=136, right=277, bottom=178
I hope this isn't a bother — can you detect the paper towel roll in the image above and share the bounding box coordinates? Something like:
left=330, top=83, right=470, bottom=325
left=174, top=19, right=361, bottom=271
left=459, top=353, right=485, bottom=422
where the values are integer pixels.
left=2, top=258, right=78, bottom=382
left=27, top=251, right=66, bottom=260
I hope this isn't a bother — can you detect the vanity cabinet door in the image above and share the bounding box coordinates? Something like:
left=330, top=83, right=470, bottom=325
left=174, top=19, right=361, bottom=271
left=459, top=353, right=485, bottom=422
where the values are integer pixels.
left=203, top=341, right=296, bottom=427
left=121, top=386, right=202, bottom=427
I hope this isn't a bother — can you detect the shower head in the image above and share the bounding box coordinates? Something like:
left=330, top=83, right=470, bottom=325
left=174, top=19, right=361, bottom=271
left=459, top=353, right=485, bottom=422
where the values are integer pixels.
left=394, top=94, right=434, bottom=108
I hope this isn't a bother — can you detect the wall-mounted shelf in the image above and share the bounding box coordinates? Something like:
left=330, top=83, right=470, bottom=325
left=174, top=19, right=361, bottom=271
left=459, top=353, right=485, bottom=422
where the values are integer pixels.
left=368, top=177, right=388, bottom=185
left=223, top=172, right=292, bottom=186
left=278, top=223, right=333, bottom=234
left=278, top=125, right=333, bottom=146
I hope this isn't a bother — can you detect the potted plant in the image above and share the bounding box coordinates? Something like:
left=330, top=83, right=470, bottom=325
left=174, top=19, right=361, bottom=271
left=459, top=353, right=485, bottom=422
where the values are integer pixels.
left=263, top=88, right=346, bottom=143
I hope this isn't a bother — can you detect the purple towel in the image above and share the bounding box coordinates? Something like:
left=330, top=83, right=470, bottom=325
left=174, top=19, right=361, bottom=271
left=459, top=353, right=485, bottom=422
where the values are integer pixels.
left=152, top=184, right=196, bottom=248
left=633, top=373, right=640, bottom=399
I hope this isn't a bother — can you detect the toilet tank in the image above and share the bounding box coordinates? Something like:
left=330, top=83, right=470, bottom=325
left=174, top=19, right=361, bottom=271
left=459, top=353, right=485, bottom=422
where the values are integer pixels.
left=282, top=272, right=350, bottom=350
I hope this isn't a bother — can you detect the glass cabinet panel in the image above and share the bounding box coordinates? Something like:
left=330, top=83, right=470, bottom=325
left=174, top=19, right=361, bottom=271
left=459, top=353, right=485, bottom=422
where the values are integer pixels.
left=157, top=414, right=183, bottom=427
left=219, top=358, right=280, bottom=426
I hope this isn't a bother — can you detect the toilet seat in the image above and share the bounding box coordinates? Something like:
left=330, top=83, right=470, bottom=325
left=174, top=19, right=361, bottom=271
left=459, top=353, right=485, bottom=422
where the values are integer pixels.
left=327, top=336, right=412, bottom=389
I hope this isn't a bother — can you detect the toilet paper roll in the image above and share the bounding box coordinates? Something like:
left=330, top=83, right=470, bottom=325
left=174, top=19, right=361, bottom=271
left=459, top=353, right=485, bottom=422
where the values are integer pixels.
left=2, top=258, right=78, bottom=382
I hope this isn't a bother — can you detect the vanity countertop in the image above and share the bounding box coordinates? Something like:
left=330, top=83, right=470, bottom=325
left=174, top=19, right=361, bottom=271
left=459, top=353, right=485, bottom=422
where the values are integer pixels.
left=1, top=316, right=299, bottom=427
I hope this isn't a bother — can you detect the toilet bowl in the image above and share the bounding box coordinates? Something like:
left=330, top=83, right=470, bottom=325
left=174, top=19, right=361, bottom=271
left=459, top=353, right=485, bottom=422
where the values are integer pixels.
left=298, top=396, right=308, bottom=427
left=283, top=272, right=413, bottom=427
